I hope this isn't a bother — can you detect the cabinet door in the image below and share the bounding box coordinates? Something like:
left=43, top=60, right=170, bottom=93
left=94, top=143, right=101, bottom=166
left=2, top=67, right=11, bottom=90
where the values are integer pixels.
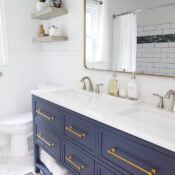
left=98, top=165, right=125, bottom=175
left=63, top=141, right=95, bottom=175
left=64, top=113, right=96, bottom=153
left=34, top=99, right=64, bottom=133
left=35, top=125, right=61, bottom=161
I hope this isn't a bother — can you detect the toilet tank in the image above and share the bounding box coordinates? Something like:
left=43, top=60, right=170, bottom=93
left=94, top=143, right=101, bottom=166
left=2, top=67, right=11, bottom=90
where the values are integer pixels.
left=36, top=83, right=58, bottom=90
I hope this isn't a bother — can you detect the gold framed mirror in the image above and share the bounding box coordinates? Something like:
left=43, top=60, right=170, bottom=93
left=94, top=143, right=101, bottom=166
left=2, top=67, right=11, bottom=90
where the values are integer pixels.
left=84, top=0, right=175, bottom=77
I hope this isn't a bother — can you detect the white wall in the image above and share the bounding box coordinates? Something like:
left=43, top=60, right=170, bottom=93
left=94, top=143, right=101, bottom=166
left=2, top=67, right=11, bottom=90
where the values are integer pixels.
left=0, top=0, right=45, bottom=118
left=1, top=0, right=174, bottom=115
left=42, top=0, right=175, bottom=105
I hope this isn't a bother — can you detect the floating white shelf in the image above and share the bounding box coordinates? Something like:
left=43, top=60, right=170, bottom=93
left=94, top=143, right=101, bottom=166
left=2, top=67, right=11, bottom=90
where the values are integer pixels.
left=32, top=36, right=68, bottom=42
left=31, top=7, right=68, bottom=20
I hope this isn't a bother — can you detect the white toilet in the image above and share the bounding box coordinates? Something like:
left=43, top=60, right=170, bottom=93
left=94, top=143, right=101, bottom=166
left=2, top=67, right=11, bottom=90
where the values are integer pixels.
left=0, top=113, right=32, bottom=157
left=0, top=83, right=58, bottom=157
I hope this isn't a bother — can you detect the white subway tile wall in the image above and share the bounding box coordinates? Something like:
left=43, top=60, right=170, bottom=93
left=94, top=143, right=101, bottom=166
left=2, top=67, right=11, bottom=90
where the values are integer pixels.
left=137, top=22, right=175, bottom=75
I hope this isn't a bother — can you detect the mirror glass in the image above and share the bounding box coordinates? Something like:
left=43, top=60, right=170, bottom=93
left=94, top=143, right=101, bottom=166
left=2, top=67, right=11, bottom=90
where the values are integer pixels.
left=85, top=0, right=175, bottom=76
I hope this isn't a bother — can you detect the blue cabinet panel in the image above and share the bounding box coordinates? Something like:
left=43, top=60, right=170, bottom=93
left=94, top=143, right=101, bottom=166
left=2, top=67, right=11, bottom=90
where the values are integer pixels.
left=63, top=140, right=95, bottom=175
left=65, top=113, right=96, bottom=153
left=99, top=128, right=175, bottom=175
left=34, top=99, right=64, bottom=133
left=98, top=165, right=124, bottom=175
left=35, top=125, right=61, bottom=161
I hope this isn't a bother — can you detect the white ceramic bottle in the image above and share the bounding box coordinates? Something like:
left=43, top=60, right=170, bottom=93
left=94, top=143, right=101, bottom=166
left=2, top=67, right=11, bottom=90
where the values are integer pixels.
left=127, top=73, right=139, bottom=100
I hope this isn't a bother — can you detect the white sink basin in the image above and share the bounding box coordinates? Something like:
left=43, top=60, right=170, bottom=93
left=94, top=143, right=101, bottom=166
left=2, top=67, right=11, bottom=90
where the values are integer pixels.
left=52, top=88, right=94, bottom=106
left=51, top=88, right=135, bottom=114
left=53, top=88, right=91, bottom=99
left=120, top=107, right=175, bottom=131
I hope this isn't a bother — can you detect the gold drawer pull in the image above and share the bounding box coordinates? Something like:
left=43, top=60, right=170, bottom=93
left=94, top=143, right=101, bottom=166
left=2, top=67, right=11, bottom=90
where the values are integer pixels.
left=37, top=133, right=55, bottom=148
left=36, top=109, right=55, bottom=121
left=107, top=148, right=157, bottom=175
left=65, top=126, right=86, bottom=139
left=66, top=156, right=85, bottom=172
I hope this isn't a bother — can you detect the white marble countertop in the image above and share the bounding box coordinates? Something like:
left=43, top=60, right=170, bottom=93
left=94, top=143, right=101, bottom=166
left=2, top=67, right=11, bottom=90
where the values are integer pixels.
left=32, top=87, right=175, bottom=152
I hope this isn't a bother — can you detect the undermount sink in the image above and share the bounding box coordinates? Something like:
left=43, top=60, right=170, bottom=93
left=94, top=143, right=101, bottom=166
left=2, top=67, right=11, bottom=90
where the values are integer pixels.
left=52, top=88, right=91, bottom=99
left=51, top=88, right=94, bottom=105
left=51, top=88, right=135, bottom=112
left=120, top=107, right=175, bottom=130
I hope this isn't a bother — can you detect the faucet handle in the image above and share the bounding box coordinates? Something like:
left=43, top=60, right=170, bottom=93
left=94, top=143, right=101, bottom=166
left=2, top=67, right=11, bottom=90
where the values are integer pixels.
left=153, top=93, right=164, bottom=109
left=81, top=81, right=86, bottom=90
left=95, top=84, right=103, bottom=94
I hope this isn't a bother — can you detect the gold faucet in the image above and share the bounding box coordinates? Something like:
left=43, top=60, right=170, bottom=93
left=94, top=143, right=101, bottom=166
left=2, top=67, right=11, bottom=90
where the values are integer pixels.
left=164, top=90, right=175, bottom=112
left=81, top=76, right=94, bottom=92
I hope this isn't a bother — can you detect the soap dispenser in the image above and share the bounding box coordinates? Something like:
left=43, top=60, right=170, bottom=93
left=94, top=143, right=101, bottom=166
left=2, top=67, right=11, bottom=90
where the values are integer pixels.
left=108, top=72, right=119, bottom=96
left=127, top=73, right=139, bottom=100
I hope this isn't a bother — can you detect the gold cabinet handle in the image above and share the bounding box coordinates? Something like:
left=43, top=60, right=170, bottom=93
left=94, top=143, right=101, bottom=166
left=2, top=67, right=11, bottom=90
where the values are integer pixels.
left=37, top=133, right=55, bottom=148
left=66, top=156, right=85, bottom=172
left=65, top=126, right=86, bottom=139
left=36, top=109, right=55, bottom=121
left=107, top=148, right=157, bottom=175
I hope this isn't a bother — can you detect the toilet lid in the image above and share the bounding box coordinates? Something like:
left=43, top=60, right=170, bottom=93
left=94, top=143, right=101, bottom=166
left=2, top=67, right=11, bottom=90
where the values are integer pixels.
left=0, top=112, right=32, bottom=126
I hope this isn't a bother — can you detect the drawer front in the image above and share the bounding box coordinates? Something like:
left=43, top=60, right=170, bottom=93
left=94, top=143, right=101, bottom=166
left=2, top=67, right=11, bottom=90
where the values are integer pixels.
left=35, top=125, right=61, bottom=161
left=63, top=141, right=95, bottom=175
left=99, top=129, right=175, bottom=175
left=64, top=114, right=96, bottom=153
left=98, top=165, right=124, bottom=175
left=34, top=100, right=64, bottom=132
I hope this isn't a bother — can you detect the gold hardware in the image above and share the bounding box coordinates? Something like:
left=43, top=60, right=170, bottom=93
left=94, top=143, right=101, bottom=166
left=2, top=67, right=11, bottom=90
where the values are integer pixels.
left=107, top=148, right=157, bottom=175
left=65, top=126, right=86, bottom=139
left=36, top=109, right=55, bottom=121
left=66, top=156, right=85, bottom=172
left=37, top=133, right=55, bottom=147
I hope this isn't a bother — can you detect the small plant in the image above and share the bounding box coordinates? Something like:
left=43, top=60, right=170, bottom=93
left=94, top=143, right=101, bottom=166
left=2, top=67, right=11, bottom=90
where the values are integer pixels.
left=39, top=0, right=46, bottom=2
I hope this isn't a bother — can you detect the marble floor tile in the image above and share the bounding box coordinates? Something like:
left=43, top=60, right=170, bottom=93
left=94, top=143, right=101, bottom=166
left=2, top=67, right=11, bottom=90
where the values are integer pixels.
left=0, top=148, right=34, bottom=175
left=0, top=148, right=72, bottom=175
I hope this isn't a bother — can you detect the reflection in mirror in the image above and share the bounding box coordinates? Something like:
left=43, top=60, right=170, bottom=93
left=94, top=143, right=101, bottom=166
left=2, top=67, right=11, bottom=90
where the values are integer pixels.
left=85, top=0, right=175, bottom=77
left=86, top=0, right=110, bottom=70
left=112, top=13, right=137, bottom=72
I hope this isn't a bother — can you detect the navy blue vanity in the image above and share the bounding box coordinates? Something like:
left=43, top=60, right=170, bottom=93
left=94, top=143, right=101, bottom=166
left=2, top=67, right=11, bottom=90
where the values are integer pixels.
left=32, top=95, right=175, bottom=175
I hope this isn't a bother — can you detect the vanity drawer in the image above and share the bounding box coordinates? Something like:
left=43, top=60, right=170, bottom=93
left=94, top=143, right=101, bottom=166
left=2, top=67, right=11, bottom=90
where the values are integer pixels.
left=35, top=125, right=61, bottom=161
left=64, top=114, right=96, bottom=153
left=98, top=165, right=125, bottom=175
left=34, top=100, right=64, bottom=133
left=99, top=128, right=175, bottom=175
left=63, top=141, right=95, bottom=175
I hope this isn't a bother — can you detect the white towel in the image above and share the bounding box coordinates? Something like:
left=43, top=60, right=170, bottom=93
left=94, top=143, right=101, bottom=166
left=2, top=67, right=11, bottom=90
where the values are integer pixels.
left=40, top=150, right=71, bottom=175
